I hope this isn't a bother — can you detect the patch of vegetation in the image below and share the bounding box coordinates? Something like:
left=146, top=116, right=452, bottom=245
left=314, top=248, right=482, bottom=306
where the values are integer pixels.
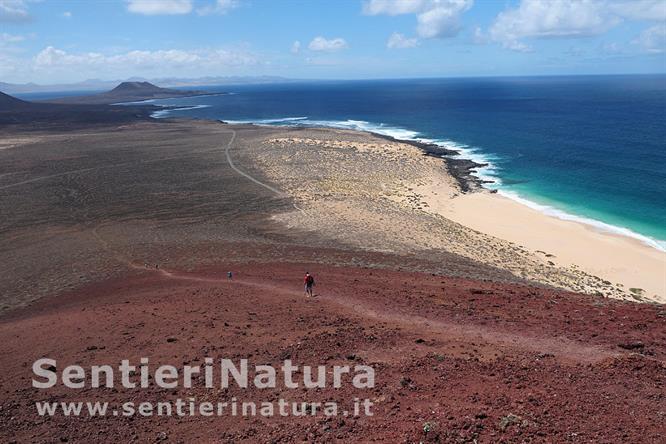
left=499, top=413, right=522, bottom=431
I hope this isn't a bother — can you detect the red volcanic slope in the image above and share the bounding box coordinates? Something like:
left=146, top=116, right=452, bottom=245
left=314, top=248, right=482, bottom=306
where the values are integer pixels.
left=0, top=262, right=664, bottom=442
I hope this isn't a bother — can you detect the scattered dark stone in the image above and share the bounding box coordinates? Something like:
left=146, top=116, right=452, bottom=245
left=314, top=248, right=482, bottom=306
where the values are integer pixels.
left=536, top=352, right=554, bottom=359
left=166, top=337, right=178, bottom=343
left=470, top=289, right=493, bottom=295
left=618, top=342, right=644, bottom=350
left=371, top=132, right=487, bottom=192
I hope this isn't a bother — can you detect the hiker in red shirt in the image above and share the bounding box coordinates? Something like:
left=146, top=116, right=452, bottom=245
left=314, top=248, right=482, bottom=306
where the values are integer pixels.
left=304, top=272, right=315, bottom=297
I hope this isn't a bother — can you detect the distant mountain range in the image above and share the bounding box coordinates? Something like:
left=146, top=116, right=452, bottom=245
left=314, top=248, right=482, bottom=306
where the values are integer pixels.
left=0, top=76, right=294, bottom=95
left=44, top=81, right=207, bottom=105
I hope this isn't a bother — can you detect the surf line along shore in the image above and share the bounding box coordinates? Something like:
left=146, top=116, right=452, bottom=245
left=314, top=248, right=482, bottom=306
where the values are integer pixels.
left=234, top=123, right=665, bottom=303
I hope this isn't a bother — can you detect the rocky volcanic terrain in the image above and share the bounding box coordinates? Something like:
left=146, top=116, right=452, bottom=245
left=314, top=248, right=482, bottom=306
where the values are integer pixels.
left=1, top=261, right=664, bottom=443
left=0, top=119, right=664, bottom=443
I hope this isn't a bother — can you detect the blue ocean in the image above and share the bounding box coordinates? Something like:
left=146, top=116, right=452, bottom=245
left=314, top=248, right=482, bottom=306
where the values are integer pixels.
left=131, top=75, right=666, bottom=250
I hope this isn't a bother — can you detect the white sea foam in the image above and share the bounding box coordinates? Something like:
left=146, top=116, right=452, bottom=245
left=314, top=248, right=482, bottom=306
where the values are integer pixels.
left=188, top=92, right=227, bottom=98
left=498, top=190, right=666, bottom=252
left=114, top=92, right=226, bottom=106
left=112, top=98, right=157, bottom=105
left=277, top=118, right=502, bottom=186
left=303, top=119, right=422, bottom=141
left=221, top=116, right=503, bottom=185
left=426, top=138, right=502, bottom=186
left=259, top=117, right=665, bottom=252
left=152, top=111, right=666, bottom=252
left=150, top=104, right=211, bottom=118
left=223, top=116, right=308, bottom=124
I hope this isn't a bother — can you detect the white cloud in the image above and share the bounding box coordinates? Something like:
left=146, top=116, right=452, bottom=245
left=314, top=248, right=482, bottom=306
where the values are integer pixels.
left=610, top=0, right=666, bottom=22
left=417, top=1, right=473, bottom=38
left=126, top=0, right=193, bottom=15
left=505, top=40, right=533, bottom=53
left=363, top=0, right=473, bottom=39
left=472, top=26, right=487, bottom=44
left=0, top=0, right=31, bottom=21
left=30, top=46, right=258, bottom=79
left=633, top=24, right=666, bottom=53
left=1, top=32, right=24, bottom=43
left=291, top=40, right=301, bottom=54
left=0, top=32, right=26, bottom=60
left=363, top=0, right=426, bottom=15
left=308, top=36, right=348, bottom=52
left=489, top=0, right=619, bottom=52
left=0, top=52, right=20, bottom=78
left=387, top=32, right=418, bottom=49
left=1, top=44, right=263, bottom=83
left=62, top=11, right=72, bottom=18
left=197, top=0, right=239, bottom=16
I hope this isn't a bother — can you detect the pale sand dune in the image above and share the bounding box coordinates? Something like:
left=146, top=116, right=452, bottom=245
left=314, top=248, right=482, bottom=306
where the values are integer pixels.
left=418, top=186, right=666, bottom=303
left=249, top=129, right=664, bottom=303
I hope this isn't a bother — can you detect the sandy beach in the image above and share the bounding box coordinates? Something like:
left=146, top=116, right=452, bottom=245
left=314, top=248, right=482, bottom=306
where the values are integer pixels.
left=3, top=1, right=665, bottom=439
left=1, top=119, right=665, bottom=442
left=246, top=127, right=665, bottom=303
left=424, top=190, right=666, bottom=303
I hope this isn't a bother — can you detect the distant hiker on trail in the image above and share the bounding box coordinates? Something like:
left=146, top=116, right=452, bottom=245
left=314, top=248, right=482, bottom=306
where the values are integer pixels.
left=304, top=272, right=315, bottom=297
left=227, top=271, right=233, bottom=280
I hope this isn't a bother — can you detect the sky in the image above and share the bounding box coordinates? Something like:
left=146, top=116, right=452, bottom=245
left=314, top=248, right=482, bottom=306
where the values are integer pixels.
left=1, top=0, right=665, bottom=84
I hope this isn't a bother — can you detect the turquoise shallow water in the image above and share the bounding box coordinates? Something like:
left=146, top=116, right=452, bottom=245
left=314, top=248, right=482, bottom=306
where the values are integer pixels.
left=124, top=75, right=666, bottom=250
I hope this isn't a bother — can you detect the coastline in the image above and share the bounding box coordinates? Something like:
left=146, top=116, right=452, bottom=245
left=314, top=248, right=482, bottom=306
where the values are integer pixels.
left=214, top=114, right=666, bottom=256
left=2, top=119, right=665, bottom=443
left=416, top=184, right=665, bottom=303
left=366, top=128, right=666, bottom=255
left=130, top=91, right=664, bottom=301
left=115, top=92, right=228, bottom=106
left=367, top=132, right=490, bottom=193
left=220, top=116, right=666, bottom=251
left=228, top=121, right=664, bottom=303
left=366, top=129, right=665, bottom=302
